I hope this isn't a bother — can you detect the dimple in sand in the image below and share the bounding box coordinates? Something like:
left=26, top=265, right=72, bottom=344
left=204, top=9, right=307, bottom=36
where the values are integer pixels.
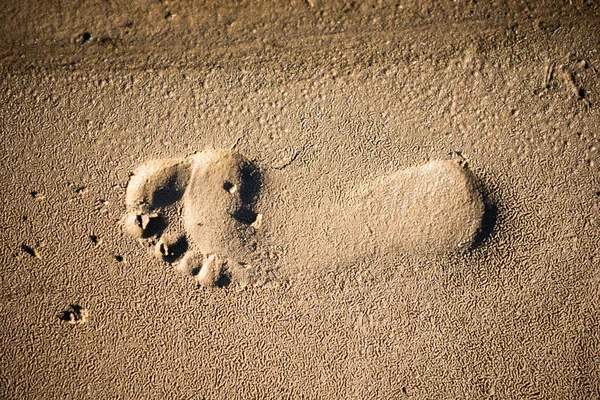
left=124, top=149, right=484, bottom=287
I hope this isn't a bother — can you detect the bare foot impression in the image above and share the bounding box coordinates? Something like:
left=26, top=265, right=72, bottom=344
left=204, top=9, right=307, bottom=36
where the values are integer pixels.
left=124, top=149, right=261, bottom=287
left=323, top=159, right=486, bottom=261
left=123, top=149, right=484, bottom=287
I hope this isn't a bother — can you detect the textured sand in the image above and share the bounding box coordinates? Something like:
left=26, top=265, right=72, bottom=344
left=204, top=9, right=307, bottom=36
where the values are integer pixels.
left=1, top=1, right=600, bottom=399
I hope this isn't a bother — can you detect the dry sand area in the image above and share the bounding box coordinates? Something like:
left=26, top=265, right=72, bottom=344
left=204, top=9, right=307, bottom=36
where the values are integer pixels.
left=1, top=0, right=600, bottom=398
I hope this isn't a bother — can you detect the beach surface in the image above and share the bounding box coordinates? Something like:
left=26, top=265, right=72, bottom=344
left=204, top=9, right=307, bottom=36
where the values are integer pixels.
left=1, top=1, right=599, bottom=398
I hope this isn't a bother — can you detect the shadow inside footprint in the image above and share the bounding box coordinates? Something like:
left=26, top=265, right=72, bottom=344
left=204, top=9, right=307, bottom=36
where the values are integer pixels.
left=189, top=262, right=231, bottom=288
left=157, top=235, right=189, bottom=263
left=215, top=269, right=232, bottom=288
left=142, top=214, right=167, bottom=238
left=230, top=162, right=262, bottom=225
left=239, top=163, right=262, bottom=206
left=469, top=179, right=498, bottom=250
left=470, top=202, right=498, bottom=250
left=231, top=208, right=258, bottom=225
left=151, top=175, right=188, bottom=208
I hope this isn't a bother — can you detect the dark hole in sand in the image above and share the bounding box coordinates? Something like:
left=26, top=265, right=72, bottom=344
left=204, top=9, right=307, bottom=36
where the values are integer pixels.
left=78, top=32, right=92, bottom=44
left=21, top=244, right=38, bottom=258
left=137, top=214, right=166, bottom=238
left=239, top=163, right=261, bottom=205
left=159, top=236, right=188, bottom=263
left=223, top=181, right=234, bottom=192
left=215, top=270, right=232, bottom=288
left=231, top=208, right=258, bottom=225
left=58, top=304, right=85, bottom=323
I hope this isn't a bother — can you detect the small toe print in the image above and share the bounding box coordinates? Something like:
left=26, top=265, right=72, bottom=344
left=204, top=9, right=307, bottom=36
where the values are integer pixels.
left=154, top=234, right=188, bottom=263
left=123, top=212, right=159, bottom=238
left=176, top=250, right=203, bottom=276
left=195, top=254, right=224, bottom=287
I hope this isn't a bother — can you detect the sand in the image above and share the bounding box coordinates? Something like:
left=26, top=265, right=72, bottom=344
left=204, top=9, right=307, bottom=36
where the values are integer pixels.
left=1, top=0, right=600, bottom=398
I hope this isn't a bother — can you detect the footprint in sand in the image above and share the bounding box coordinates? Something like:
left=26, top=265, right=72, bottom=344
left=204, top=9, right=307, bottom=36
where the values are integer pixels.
left=123, top=149, right=484, bottom=287
left=124, top=149, right=261, bottom=287
left=337, top=159, right=485, bottom=258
